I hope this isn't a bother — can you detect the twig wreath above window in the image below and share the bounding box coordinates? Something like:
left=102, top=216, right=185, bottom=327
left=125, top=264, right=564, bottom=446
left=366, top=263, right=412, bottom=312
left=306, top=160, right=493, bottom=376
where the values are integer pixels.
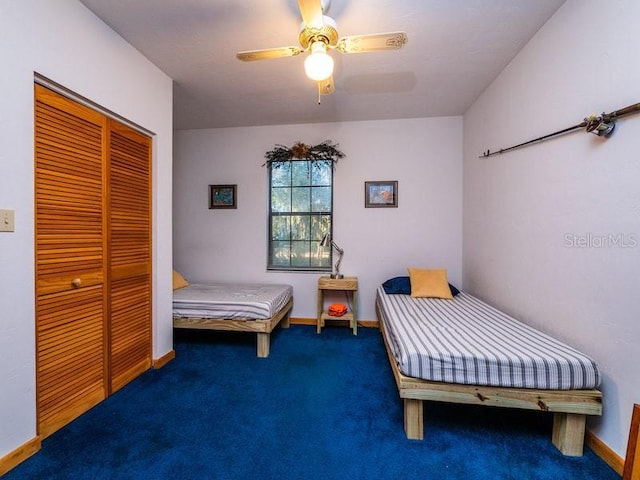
left=263, top=140, right=344, bottom=168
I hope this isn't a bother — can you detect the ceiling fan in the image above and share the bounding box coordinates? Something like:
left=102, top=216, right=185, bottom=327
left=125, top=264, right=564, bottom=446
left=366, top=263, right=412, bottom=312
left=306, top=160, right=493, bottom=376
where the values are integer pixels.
left=236, top=0, right=408, bottom=99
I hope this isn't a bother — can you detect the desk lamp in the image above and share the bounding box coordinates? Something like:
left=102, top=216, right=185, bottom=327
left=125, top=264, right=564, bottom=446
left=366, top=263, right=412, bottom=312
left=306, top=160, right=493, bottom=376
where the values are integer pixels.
left=320, top=233, right=344, bottom=279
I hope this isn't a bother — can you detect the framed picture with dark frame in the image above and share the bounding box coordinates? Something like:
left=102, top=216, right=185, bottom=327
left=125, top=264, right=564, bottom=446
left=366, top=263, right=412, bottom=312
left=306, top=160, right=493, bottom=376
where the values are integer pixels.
left=364, top=181, right=398, bottom=208
left=209, top=184, right=237, bottom=209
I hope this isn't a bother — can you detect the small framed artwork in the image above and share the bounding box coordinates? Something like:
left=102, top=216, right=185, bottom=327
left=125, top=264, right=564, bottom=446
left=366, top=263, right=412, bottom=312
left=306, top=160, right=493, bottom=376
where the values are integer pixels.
left=364, top=181, right=398, bottom=208
left=209, top=184, right=237, bottom=209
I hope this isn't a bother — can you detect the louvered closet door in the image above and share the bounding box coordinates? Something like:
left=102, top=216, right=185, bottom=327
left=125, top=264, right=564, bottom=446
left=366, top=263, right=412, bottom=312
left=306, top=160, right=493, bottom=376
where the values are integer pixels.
left=34, top=85, right=108, bottom=438
left=108, top=119, right=152, bottom=393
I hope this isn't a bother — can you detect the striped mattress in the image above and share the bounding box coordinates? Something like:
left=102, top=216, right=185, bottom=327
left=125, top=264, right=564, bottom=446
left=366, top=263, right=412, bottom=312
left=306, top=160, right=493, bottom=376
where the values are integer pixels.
left=173, top=283, right=293, bottom=320
left=376, top=287, right=600, bottom=390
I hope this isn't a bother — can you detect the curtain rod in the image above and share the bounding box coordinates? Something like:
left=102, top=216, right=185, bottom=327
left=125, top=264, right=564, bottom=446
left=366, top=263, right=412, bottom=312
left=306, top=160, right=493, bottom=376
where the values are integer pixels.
left=479, top=101, right=640, bottom=158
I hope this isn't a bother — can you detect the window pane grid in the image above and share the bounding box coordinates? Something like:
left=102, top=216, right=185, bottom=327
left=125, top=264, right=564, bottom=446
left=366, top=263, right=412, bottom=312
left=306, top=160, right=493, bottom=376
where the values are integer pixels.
left=268, top=160, right=332, bottom=272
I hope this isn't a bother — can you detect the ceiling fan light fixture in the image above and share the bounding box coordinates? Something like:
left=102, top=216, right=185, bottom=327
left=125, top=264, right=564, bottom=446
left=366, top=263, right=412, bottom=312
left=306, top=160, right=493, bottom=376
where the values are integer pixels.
left=304, top=41, right=334, bottom=81
left=236, top=1, right=408, bottom=97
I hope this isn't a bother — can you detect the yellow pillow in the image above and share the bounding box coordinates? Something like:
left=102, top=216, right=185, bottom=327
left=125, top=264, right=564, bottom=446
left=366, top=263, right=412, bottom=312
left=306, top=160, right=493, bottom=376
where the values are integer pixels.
left=172, top=270, right=190, bottom=290
left=407, top=268, right=453, bottom=300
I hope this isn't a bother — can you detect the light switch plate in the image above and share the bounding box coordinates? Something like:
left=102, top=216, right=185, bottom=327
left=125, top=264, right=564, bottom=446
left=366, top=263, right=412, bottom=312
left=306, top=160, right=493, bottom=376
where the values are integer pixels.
left=0, top=209, right=15, bottom=232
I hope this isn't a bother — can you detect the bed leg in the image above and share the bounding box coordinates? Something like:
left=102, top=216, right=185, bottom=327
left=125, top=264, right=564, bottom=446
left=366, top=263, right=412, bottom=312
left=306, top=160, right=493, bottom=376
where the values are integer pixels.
left=281, top=312, right=291, bottom=329
left=404, top=398, right=424, bottom=440
left=257, top=333, right=270, bottom=358
left=552, top=413, right=586, bottom=456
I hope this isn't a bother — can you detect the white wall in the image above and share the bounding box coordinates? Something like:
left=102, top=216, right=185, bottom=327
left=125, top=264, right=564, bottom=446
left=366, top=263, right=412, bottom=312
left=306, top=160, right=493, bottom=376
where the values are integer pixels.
left=174, top=117, right=463, bottom=321
left=0, top=0, right=173, bottom=459
left=463, top=0, right=640, bottom=457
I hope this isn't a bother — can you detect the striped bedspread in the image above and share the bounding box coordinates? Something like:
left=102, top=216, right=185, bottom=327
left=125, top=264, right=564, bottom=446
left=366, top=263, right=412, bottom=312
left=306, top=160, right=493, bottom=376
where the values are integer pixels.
left=376, top=287, right=600, bottom=390
left=173, top=283, right=293, bottom=320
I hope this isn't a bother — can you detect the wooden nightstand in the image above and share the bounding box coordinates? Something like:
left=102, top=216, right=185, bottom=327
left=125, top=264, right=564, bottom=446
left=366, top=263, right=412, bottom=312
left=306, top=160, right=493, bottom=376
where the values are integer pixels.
left=317, top=276, right=358, bottom=335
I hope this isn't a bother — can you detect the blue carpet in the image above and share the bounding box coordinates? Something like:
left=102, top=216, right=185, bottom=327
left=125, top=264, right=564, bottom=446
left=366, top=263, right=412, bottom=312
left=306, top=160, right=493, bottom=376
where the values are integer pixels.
left=6, top=325, right=619, bottom=479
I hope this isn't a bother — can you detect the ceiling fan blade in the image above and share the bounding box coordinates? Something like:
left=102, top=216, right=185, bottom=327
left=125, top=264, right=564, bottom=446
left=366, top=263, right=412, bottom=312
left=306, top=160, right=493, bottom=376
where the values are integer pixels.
left=336, top=32, right=408, bottom=54
left=236, top=46, right=303, bottom=62
left=298, top=0, right=324, bottom=28
left=318, top=76, right=335, bottom=96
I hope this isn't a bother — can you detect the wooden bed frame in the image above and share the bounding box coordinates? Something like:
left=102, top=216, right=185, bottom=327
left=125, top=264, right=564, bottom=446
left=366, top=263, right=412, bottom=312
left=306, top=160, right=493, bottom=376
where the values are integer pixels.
left=623, top=404, right=640, bottom=480
left=173, top=297, right=293, bottom=358
left=376, top=303, right=603, bottom=456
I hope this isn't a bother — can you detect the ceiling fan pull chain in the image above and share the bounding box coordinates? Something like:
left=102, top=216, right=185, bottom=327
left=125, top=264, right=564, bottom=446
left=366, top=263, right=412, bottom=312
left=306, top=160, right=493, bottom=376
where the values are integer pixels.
left=317, top=83, right=322, bottom=105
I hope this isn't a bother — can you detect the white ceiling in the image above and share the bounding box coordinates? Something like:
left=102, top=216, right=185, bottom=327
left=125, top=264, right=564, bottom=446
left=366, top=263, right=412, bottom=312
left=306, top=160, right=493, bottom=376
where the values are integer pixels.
left=79, top=0, right=566, bottom=130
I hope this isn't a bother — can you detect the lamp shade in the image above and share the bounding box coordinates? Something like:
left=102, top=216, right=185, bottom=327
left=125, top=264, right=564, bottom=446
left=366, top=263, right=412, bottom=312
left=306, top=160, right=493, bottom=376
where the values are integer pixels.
left=320, top=232, right=331, bottom=247
left=304, top=41, right=334, bottom=81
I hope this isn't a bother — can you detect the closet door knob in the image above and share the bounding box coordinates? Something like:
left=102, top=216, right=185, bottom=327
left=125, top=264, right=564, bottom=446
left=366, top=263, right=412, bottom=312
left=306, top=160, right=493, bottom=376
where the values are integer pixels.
left=71, top=278, right=82, bottom=288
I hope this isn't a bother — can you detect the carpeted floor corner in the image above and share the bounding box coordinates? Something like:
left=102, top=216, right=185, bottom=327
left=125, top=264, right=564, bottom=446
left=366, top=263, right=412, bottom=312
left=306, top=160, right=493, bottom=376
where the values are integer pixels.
left=5, top=325, right=619, bottom=479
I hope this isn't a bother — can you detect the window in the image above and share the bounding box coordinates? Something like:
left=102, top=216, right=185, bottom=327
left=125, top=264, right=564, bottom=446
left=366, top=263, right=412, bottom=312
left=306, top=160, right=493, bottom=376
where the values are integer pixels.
left=268, top=159, right=333, bottom=272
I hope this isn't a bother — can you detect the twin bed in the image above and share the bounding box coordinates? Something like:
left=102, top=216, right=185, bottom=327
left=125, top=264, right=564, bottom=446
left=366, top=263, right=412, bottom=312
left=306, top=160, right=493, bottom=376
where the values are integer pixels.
left=171, top=271, right=602, bottom=456
left=173, top=281, right=293, bottom=358
left=375, top=282, right=603, bottom=457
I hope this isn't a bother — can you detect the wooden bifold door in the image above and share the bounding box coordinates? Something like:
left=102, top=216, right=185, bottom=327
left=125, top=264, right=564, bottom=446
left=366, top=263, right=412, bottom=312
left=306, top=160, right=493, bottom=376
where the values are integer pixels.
left=34, top=84, right=152, bottom=438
